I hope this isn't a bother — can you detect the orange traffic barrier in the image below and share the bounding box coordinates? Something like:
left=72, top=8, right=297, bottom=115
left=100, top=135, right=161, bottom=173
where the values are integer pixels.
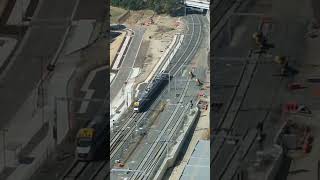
left=288, top=83, right=306, bottom=90
left=283, top=102, right=299, bottom=113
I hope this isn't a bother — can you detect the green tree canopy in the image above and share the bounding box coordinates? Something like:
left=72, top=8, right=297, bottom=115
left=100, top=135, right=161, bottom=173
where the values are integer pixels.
left=111, top=0, right=178, bottom=14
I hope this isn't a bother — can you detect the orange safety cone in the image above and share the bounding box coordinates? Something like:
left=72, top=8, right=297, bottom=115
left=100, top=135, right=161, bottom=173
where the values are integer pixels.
left=288, top=83, right=306, bottom=90
left=303, top=143, right=312, bottom=153
left=284, top=102, right=299, bottom=113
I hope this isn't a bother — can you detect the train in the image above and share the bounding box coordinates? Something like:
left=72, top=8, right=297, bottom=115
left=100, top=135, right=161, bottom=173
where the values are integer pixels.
left=133, top=73, right=170, bottom=113
left=75, top=112, right=108, bottom=161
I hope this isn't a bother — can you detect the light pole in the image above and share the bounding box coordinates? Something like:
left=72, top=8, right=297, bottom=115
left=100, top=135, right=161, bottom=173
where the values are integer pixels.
left=173, top=78, right=191, bottom=98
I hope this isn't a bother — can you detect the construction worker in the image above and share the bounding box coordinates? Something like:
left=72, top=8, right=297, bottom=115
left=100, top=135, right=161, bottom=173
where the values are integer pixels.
left=256, top=121, right=265, bottom=149
left=196, top=78, right=202, bottom=86
left=274, top=56, right=298, bottom=77
left=274, top=56, right=288, bottom=66
left=189, top=71, right=195, bottom=78
left=252, top=32, right=274, bottom=53
left=252, top=32, right=265, bottom=47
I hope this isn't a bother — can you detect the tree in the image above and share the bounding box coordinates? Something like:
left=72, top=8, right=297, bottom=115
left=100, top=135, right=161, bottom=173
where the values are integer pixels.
left=111, top=0, right=177, bottom=14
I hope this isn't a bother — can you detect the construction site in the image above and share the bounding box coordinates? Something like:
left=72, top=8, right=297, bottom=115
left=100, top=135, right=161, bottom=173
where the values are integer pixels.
left=212, top=0, right=320, bottom=179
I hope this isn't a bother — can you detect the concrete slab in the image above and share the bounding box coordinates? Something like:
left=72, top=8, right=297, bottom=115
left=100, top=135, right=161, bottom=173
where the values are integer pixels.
left=64, top=20, right=95, bottom=55
left=110, top=68, right=140, bottom=128
left=0, top=37, right=17, bottom=69
left=6, top=0, right=31, bottom=25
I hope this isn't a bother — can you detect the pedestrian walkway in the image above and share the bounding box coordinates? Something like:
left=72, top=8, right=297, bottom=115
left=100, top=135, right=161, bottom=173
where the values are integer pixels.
left=0, top=52, right=79, bottom=180
left=0, top=37, right=17, bottom=69
left=64, top=20, right=96, bottom=55
left=6, top=0, right=32, bottom=25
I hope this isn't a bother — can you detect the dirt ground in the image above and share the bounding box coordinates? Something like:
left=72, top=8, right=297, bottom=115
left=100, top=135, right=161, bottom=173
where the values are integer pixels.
left=124, top=10, right=184, bottom=84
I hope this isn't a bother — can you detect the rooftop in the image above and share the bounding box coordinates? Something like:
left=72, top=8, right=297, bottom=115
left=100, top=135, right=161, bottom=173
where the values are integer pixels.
left=180, top=140, right=210, bottom=180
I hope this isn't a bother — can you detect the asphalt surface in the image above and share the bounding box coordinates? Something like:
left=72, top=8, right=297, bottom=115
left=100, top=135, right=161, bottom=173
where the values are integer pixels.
left=110, top=27, right=145, bottom=103
left=0, top=0, right=78, bottom=128
left=211, top=0, right=308, bottom=179
left=0, top=0, right=107, bottom=129
left=75, top=68, right=108, bottom=121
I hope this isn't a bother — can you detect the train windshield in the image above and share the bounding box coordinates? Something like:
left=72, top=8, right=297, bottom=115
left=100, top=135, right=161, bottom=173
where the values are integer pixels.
left=77, top=138, right=92, bottom=147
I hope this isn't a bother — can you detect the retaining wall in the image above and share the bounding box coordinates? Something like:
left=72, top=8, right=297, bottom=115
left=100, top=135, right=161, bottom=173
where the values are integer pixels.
left=153, top=107, right=200, bottom=180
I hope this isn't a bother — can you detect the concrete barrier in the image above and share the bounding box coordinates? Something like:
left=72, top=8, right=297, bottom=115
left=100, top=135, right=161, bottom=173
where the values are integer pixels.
left=153, top=107, right=200, bottom=180
left=112, top=30, right=132, bottom=70
left=263, top=120, right=288, bottom=180
left=265, top=144, right=284, bottom=180
left=118, top=11, right=130, bottom=24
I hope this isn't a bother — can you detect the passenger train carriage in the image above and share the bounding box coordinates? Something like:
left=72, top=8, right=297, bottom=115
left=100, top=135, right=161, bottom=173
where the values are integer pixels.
left=133, top=73, right=170, bottom=112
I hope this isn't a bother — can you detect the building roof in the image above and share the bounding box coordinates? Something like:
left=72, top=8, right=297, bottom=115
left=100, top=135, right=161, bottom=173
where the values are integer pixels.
left=180, top=140, right=210, bottom=180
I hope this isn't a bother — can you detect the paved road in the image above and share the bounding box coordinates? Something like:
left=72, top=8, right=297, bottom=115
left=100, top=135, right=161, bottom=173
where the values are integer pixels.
left=110, top=27, right=144, bottom=103
left=211, top=0, right=308, bottom=179
left=75, top=67, right=108, bottom=121
left=0, top=0, right=79, bottom=128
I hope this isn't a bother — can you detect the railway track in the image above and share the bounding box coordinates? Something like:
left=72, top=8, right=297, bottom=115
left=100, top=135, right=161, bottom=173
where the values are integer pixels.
left=108, top=20, right=187, bottom=160
left=211, top=7, right=279, bottom=178
left=128, top=14, right=203, bottom=180
left=61, top=161, right=90, bottom=180
left=131, top=76, right=193, bottom=180
left=139, top=104, right=193, bottom=180
left=212, top=0, right=238, bottom=28
left=211, top=50, right=259, bottom=179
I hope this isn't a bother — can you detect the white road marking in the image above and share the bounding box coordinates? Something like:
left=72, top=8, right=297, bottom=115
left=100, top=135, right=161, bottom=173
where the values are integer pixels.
left=78, top=66, right=107, bottom=113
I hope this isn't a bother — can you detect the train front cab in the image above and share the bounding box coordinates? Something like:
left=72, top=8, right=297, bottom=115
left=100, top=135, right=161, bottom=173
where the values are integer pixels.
left=133, top=101, right=140, bottom=113
left=76, top=128, right=95, bottom=161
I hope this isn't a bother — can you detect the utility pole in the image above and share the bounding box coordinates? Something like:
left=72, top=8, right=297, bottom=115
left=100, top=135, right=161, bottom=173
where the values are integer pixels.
left=40, top=57, right=45, bottom=126
left=1, top=129, right=8, bottom=169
